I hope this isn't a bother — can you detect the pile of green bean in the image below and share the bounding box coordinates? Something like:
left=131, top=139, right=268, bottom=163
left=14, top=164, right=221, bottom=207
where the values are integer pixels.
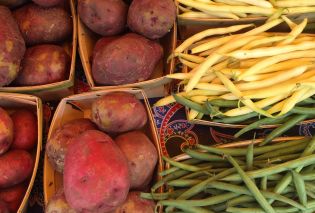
left=142, top=136, right=315, bottom=213
left=174, top=94, right=315, bottom=139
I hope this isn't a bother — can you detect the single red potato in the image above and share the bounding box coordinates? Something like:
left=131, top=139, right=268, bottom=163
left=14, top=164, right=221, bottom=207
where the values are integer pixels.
left=92, top=33, right=163, bottom=85
left=64, top=130, right=130, bottom=213
left=91, top=92, right=147, bottom=133
left=115, top=131, right=158, bottom=189
left=14, top=44, right=70, bottom=86
left=0, top=0, right=28, bottom=8
left=13, top=3, right=72, bottom=45
left=46, top=118, right=97, bottom=173
left=113, top=191, right=155, bottom=213
left=32, top=0, right=63, bottom=7
left=0, top=6, right=25, bottom=86
left=45, top=188, right=76, bottom=213
left=78, top=0, right=127, bottom=36
left=91, top=36, right=119, bottom=62
left=0, top=150, right=33, bottom=188
left=11, top=109, right=37, bottom=150
left=127, top=0, right=176, bottom=39
left=0, top=183, right=27, bottom=213
left=0, top=107, right=13, bottom=155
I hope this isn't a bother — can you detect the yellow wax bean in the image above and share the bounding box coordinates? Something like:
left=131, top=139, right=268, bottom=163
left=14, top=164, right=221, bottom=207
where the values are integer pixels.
left=279, top=87, right=310, bottom=116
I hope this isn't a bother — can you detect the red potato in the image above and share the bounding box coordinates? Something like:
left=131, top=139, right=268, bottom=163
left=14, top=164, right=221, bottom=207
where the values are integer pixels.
left=127, top=0, right=176, bottom=39
left=14, top=44, right=70, bottom=86
left=91, top=36, right=119, bottom=61
left=46, top=118, right=97, bottom=173
left=0, top=150, right=33, bottom=188
left=45, top=188, right=76, bottom=213
left=0, top=107, right=13, bottom=155
left=0, top=6, right=25, bottom=86
left=113, top=191, right=155, bottom=213
left=64, top=130, right=130, bottom=213
left=11, top=109, right=37, bottom=150
left=0, top=0, right=28, bottom=8
left=13, top=3, right=72, bottom=45
left=32, top=0, right=64, bottom=7
left=0, top=183, right=27, bottom=213
left=0, top=200, right=9, bottom=213
left=115, top=131, right=158, bottom=189
left=91, top=92, right=147, bottom=133
left=92, top=33, right=163, bottom=85
left=78, top=0, right=127, bottom=36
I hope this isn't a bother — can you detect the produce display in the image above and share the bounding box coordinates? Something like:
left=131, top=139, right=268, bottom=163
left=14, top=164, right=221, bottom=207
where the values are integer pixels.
left=156, top=18, right=315, bottom=132
left=176, top=0, right=315, bottom=20
left=143, top=136, right=315, bottom=212
left=45, top=91, right=160, bottom=213
left=0, top=105, right=38, bottom=212
left=78, top=0, right=176, bottom=87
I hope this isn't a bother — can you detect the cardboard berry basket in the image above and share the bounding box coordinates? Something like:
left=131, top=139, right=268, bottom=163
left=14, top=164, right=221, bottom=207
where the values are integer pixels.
left=0, top=0, right=77, bottom=101
left=43, top=88, right=163, bottom=206
left=78, top=14, right=177, bottom=98
left=0, top=92, right=43, bottom=213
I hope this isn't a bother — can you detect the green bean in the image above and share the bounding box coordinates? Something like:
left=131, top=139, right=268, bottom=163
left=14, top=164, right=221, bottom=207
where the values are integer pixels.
left=141, top=189, right=186, bottom=200
left=260, top=114, right=308, bottom=146
left=161, top=192, right=238, bottom=207
left=206, top=181, right=305, bottom=210
left=209, top=203, right=227, bottom=212
left=168, top=179, right=203, bottom=187
left=204, top=188, right=226, bottom=196
left=247, top=143, right=254, bottom=170
left=292, top=170, right=307, bottom=206
left=160, top=159, right=203, bottom=176
left=227, top=195, right=254, bottom=207
left=173, top=94, right=209, bottom=114
left=223, top=154, right=315, bottom=181
left=162, top=156, right=211, bottom=172
left=255, top=143, right=308, bottom=160
left=261, top=176, right=267, bottom=191
left=306, top=200, right=315, bottom=209
left=299, top=97, right=315, bottom=105
left=306, top=189, right=315, bottom=199
left=212, top=111, right=258, bottom=124
left=292, top=107, right=315, bottom=116
left=226, top=207, right=299, bottom=213
left=151, top=170, right=189, bottom=191
left=270, top=136, right=315, bottom=204
left=180, top=170, right=213, bottom=180
left=226, top=155, right=276, bottom=213
left=234, top=114, right=290, bottom=138
left=158, top=201, right=214, bottom=213
left=197, top=138, right=308, bottom=156
left=208, top=99, right=241, bottom=108
left=177, top=167, right=238, bottom=200
left=205, top=101, right=222, bottom=117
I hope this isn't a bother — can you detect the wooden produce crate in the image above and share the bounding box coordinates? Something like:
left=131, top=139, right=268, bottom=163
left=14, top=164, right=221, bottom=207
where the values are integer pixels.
left=43, top=88, right=163, bottom=205
left=0, top=0, right=78, bottom=101
left=0, top=93, right=43, bottom=213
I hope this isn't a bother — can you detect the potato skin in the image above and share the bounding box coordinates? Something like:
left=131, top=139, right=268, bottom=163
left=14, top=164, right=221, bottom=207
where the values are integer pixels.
left=115, top=131, right=158, bottom=189
left=13, top=3, right=72, bottom=45
left=32, top=0, right=63, bottom=7
left=64, top=130, right=130, bottom=213
left=78, top=0, right=127, bottom=36
left=0, top=0, right=28, bottom=8
left=114, top=191, right=155, bottom=213
left=0, top=150, right=33, bottom=188
left=0, top=6, right=25, bottom=86
left=46, top=118, right=97, bottom=173
left=14, top=44, right=70, bottom=86
left=11, top=109, right=37, bottom=150
left=0, top=183, right=27, bottom=213
left=127, top=0, right=176, bottom=39
left=45, top=188, right=76, bottom=213
left=0, top=107, right=13, bottom=155
left=0, top=199, right=9, bottom=213
left=91, top=36, right=119, bottom=62
left=92, top=33, right=163, bottom=85
left=91, top=92, right=147, bottom=133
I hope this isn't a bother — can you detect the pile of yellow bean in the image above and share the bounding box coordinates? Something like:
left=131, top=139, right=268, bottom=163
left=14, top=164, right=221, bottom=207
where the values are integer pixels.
left=156, top=18, right=315, bottom=123
left=177, top=0, right=315, bottom=20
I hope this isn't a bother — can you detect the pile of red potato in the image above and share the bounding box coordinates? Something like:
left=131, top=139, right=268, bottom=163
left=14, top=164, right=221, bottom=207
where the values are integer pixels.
left=0, top=107, right=38, bottom=212
left=45, top=92, right=159, bottom=213
left=78, top=0, right=176, bottom=85
left=0, top=0, right=72, bottom=87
